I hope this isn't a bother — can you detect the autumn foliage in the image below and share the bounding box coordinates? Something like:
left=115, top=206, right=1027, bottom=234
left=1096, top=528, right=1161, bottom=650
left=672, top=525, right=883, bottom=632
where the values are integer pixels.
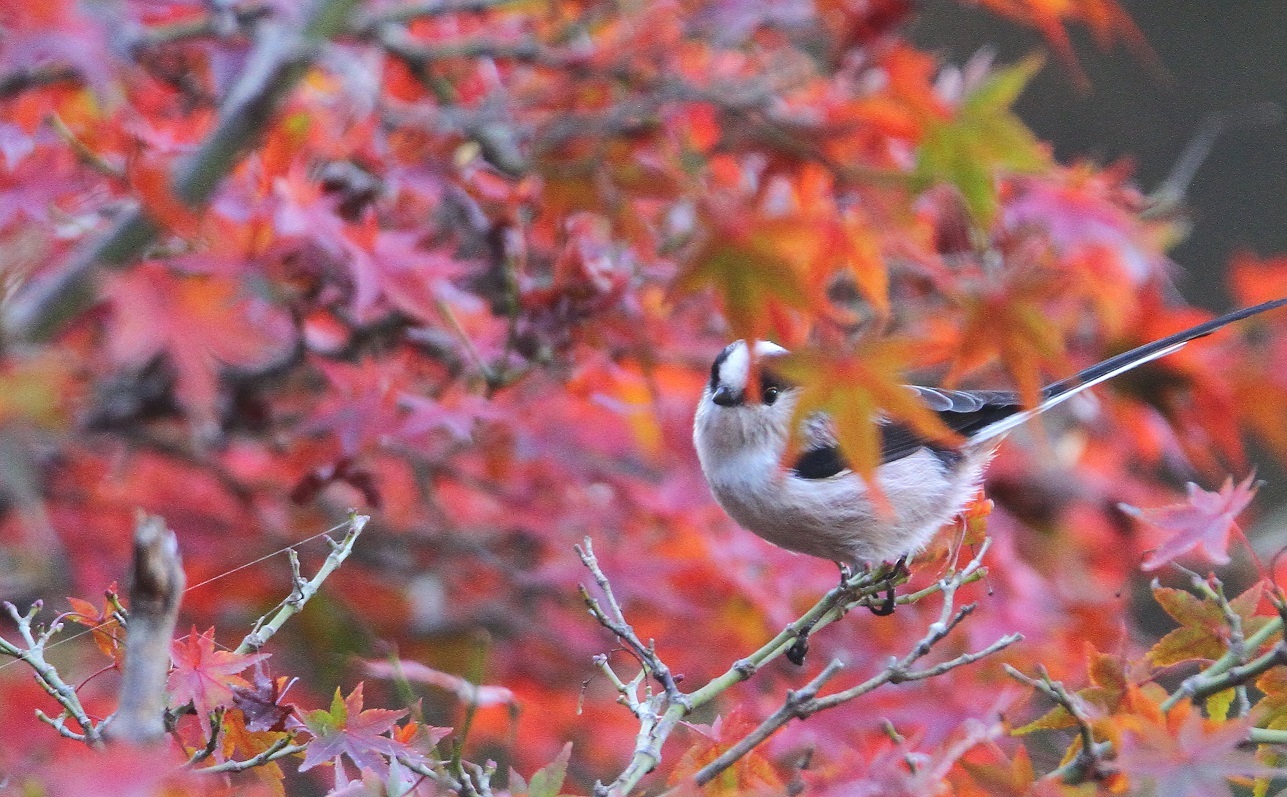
left=4, top=0, right=1287, bottom=795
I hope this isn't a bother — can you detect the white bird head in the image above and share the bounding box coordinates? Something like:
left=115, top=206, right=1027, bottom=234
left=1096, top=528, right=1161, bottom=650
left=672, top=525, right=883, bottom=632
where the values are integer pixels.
left=696, top=340, right=797, bottom=457
left=706, top=339, right=792, bottom=406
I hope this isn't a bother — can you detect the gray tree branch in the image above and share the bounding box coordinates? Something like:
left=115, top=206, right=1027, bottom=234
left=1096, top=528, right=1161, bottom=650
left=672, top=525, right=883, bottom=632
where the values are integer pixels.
left=108, top=514, right=186, bottom=744
left=2, top=0, right=363, bottom=345
left=582, top=537, right=1011, bottom=797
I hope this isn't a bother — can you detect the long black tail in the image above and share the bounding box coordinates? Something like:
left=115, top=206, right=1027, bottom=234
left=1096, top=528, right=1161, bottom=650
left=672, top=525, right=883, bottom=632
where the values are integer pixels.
left=970, top=296, right=1287, bottom=446
left=1044, top=297, right=1287, bottom=398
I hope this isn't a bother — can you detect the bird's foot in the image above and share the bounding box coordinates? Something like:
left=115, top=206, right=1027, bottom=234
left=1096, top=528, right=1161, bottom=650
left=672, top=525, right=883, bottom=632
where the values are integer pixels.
left=865, top=556, right=908, bottom=617
left=786, top=635, right=809, bottom=666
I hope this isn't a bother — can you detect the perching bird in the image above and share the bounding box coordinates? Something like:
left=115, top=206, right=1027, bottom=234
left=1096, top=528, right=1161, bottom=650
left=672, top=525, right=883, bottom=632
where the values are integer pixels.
left=693, top=298, right=1287, bottom=567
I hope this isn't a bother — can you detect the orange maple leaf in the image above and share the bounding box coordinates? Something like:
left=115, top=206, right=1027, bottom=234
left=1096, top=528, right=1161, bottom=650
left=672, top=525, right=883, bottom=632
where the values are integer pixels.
left=943, top=263, right=1072, bottom=411
left=774, top=340, right=963, bottom=493
left=972, top=0, right=1160, bottom=89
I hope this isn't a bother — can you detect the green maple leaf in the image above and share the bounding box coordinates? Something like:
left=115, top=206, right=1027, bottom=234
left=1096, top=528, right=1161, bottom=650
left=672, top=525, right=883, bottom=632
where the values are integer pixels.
left=1147, top=582, right=1270, bottom=667
left=300, top=683, right=432, bottom=774
left=914, top=56, right=1048, bottom=225
left=674, top=225, right=811, bottom=343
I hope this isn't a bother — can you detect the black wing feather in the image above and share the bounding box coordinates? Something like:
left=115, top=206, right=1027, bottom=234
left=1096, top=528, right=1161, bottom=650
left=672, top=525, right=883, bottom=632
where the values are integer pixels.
left=877, top=389, right=1021, bottom=465
left=790, top=387, right=1023, bottom=479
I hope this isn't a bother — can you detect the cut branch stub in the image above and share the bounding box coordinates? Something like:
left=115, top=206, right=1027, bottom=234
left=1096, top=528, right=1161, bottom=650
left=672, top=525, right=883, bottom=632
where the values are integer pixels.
left=108, top=513, right=186, bottom=745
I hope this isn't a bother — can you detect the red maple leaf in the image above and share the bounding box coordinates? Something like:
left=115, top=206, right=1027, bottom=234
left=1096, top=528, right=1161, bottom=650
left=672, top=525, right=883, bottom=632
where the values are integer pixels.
left=1121, top=473, right=1259, bottom=571
left=970, top=0, right=1158, bottom=90
left=299, top=682, right=435, bottom=774
left=272, top=168, right=465, bottom=323
left=168, top=627, right=270, bottom=721
left=104, top=262, right=296, bottom=430
left=305, top=356, right=491, bottom=456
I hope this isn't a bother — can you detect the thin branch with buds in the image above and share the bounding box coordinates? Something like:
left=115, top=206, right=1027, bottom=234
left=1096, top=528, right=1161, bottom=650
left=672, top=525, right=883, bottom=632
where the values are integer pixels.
left=197, top=738, right=309, bottom=774
left=578, top=537, right=1015, bottom=797
left=1169, top=566, right=1254, bottom=716
left=691, top=550, right=1021, bottom=787
left=0, top=601, right=105, bottom=747
left=576, top=539, right=688, bottom=708
left=237, top=513, right=368, bottom=653
left=1160, top=582, right=1287, bottom=713
left=1005, top=665, right=1110, bottom=785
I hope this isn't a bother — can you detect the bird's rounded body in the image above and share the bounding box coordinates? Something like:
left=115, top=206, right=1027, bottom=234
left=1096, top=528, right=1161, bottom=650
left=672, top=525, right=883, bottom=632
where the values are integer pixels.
left=693, top=384, right=994, bottom=564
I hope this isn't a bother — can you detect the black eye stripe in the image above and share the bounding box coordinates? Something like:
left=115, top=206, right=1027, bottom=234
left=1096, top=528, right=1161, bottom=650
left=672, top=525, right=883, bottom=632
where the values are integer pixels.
left=709, top=344, right=736, bottom=391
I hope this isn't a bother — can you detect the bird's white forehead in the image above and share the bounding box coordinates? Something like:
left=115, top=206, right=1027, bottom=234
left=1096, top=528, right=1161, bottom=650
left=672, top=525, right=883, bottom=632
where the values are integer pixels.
left=713, top=340, right=789, bottom=390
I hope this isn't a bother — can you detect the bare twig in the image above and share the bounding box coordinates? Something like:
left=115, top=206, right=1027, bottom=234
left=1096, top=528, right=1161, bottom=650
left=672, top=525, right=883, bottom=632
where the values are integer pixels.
left=352, top=0, right=525, bottom=32
left=692, top=659, right=845, bottom=786
left=1177, top=643, right=1287, bottom=705
left=0, top=600, right=105, bottom=747
left=196, top=737, right=308, bottom=773
left=395, top=755, right=464, bottom=792
left=582, top=537, right=1011, bottom=797
left=236, top=513, right=368, bottom=653
left=577, top=538, right=687, bottom=708
left=1004, top=665, right=1107, bottom=784
left=109, top=514, right=187, bottom=744
left=690, top=549, right=1021, bottom=787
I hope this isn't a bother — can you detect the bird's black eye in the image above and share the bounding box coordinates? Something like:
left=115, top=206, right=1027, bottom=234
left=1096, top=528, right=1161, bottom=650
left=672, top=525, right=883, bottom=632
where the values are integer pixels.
left=759, top=369, right=789, bottom=405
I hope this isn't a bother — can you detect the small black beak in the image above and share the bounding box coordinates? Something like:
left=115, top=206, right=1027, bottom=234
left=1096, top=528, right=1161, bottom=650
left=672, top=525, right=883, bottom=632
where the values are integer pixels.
left=711, top=385, right=741, bottom=407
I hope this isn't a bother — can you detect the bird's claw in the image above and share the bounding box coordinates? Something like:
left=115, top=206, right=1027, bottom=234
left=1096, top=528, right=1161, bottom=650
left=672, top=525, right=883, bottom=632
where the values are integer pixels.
left=786, top=636, right=809, bottom=666
left=865, top=555, right=907, bottom=617
left=838, top=562, right=855, bottom=585
left=867, top=585, right=896, bottom=616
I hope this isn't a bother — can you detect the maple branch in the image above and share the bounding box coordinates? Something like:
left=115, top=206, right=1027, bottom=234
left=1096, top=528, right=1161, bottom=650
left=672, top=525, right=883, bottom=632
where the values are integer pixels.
left=1004, top=665, right=1109, bottom=784
left=691, top=659, right=845, bottom=786
left=236, top=513, right=368, bottom=654
left=109, top=514, right=187, bottom=745
left=690, top=549, right=1021, bottom=788
left=2, top=0, right=363, bottom=345
left=197, top=737, right=309, bottom=774
left=185, top=710, right=225, bottom=765
left=0, top=63, right=81, bottom=100
left=1171, top=567, right=1253, bottom=716
left=577, top=538, right=688, bottom=709
left=397, top=756, right=467, bottom=793
left=1162, top=612, right=1286, bottom=712
left=1176, top=642, right=1287, bottom=705
left=0, top=601, right=105, bottom=748
left=460, top=759, right=500, bottom=797
left=584, top=537, right=1005, bottom=797
left=352, top=0, right=525, bottom=30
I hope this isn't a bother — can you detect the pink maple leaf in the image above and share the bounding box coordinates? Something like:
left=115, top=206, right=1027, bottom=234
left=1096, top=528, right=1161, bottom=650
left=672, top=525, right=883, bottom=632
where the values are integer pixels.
left=168, top=627, right=270, bottom=722
left=1113, top=711, right=1280, bottom=797
left=1122, top=474, right=1259, bottom=571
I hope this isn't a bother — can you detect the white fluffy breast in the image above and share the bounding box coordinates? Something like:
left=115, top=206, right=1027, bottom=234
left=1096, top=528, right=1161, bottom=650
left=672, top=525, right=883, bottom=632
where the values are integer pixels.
left=693, top=387, right=991, bottom=565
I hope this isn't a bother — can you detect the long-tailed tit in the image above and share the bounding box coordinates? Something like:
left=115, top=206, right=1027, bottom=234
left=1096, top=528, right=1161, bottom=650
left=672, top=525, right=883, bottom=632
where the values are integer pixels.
left=693, top=298, right=1287, bottom=567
